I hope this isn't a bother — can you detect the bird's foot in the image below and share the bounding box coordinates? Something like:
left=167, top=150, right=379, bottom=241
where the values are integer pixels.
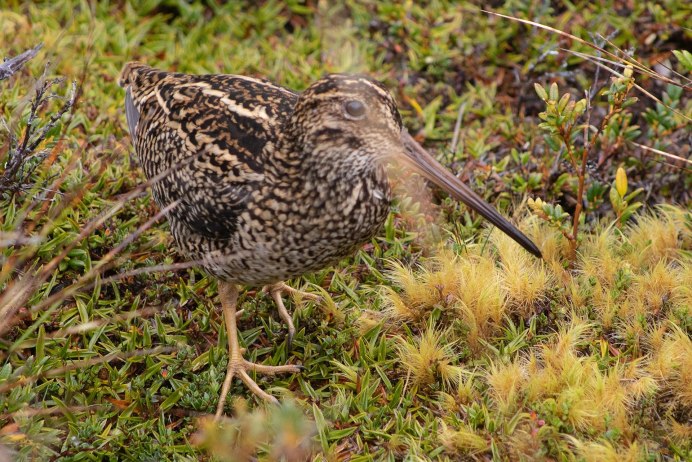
left=214, top=353, right=302, bottom=420
left=265, top=282, right=321, bottom=302
left=264, top=282, right=321, bottom=350
left=215, top=281, right=303, bottom=421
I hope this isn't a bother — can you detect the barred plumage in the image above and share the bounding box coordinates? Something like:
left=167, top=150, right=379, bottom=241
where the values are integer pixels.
left=120, top=64, right=393, bottom=286
left=119, top=63, right=541, bottom=417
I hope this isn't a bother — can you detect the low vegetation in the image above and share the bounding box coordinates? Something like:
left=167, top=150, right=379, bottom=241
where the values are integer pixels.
left=1, top=1, right=689, bottom=460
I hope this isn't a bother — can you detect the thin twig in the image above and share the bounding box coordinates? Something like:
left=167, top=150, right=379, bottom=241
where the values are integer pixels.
left=630, top=141, right=692, bottom=168
left=482, top=10, right=687, bottom=87
left=0, top=75, right=77, bottom=196
left=0, top=44, right=43, bottom=81
left=449, top=102, right=467, bottom=157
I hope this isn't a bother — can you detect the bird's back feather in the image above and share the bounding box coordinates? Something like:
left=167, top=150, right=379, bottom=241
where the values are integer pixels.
left=119, top=63, right=298, bottom=240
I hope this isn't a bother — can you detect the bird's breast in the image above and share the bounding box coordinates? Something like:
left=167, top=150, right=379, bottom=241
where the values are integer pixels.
left=174, top=163, right=392, bottom=286
left=267, top=169, right=391, bottom=252
left=227, top=170, right=390, bottom=284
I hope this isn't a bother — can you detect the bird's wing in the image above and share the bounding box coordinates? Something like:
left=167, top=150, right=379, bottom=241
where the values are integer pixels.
left=119, top=63, right=298, bottom=240
left=124, top=87, right=139, bottom=144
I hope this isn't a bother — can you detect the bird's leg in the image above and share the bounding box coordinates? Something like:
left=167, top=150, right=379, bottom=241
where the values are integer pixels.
left=264, top=282, right=321, bottom=350
left=215, top=281, right=303, bottom=420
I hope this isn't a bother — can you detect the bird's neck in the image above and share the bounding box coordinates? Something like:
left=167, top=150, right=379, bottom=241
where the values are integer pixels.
left=272, top=134, right=367, bottom=181
left=265, top=135, right=390, bottom=207
left=263, top=136, right=308, bottom=178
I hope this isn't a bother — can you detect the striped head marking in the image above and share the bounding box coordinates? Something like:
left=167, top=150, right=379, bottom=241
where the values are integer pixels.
left=289, top=74, right=404, bottom=155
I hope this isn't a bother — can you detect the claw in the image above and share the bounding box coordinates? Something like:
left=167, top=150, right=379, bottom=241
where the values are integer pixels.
left=265, top=282, right=320, bottom=352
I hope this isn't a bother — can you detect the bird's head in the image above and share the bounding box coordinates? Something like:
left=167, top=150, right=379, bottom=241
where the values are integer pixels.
left=289, top=74, right=542, bottom=258
left=288, top=74, right=404, bottom=163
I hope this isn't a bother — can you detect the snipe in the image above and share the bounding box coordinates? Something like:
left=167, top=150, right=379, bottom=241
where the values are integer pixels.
left=119, top=63, right=541, bottom=419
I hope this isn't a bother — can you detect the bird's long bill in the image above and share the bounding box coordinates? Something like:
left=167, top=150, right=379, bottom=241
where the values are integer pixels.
left=400, top=130, right=542, bottom=258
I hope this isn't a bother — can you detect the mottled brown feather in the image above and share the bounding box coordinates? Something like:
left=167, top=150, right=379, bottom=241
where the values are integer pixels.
left=120, top=64, right=397, bottom=285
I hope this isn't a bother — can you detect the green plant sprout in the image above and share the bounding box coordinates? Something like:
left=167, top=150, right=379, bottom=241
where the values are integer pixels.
left=530, top=65, right=639, bottom=261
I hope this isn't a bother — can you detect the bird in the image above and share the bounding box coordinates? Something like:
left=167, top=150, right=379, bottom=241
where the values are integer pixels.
left=118, top=63, right=541, bottom=419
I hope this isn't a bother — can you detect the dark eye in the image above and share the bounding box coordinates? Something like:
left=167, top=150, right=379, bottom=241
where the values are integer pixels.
left=344, top=100, right=367, bottom=119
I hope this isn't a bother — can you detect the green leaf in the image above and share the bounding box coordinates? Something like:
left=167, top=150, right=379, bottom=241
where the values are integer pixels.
left=312, top=403, right=329, bottom=453
left=622, top=96, right=639, bottom=108
left=557, top=92, right=571, bottom=113
left=534, top=83, right=548, bottom=101
left=36, top=325, right=46, bottom=361
left=672, top=49, right=692, bottom=72
left=545, top=134, right=562, bottom=152
left=621, top=203, right=643, bottom=222
left=328, top=426, right=357, bottom=440
left=160, top=384, right=188, bottom=412
left=625, top=187, right=644, bottom=202
left=609, top=185, right=622, bottom=209
left=574, top=99, right=587, bottom=115
left=422, top=95, right=443, bottom=134
left=191, top=350, right=211, bottom=372
left=549, top=82, right=559, bottom=101
left=53, top=396, right=77, bottom=425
